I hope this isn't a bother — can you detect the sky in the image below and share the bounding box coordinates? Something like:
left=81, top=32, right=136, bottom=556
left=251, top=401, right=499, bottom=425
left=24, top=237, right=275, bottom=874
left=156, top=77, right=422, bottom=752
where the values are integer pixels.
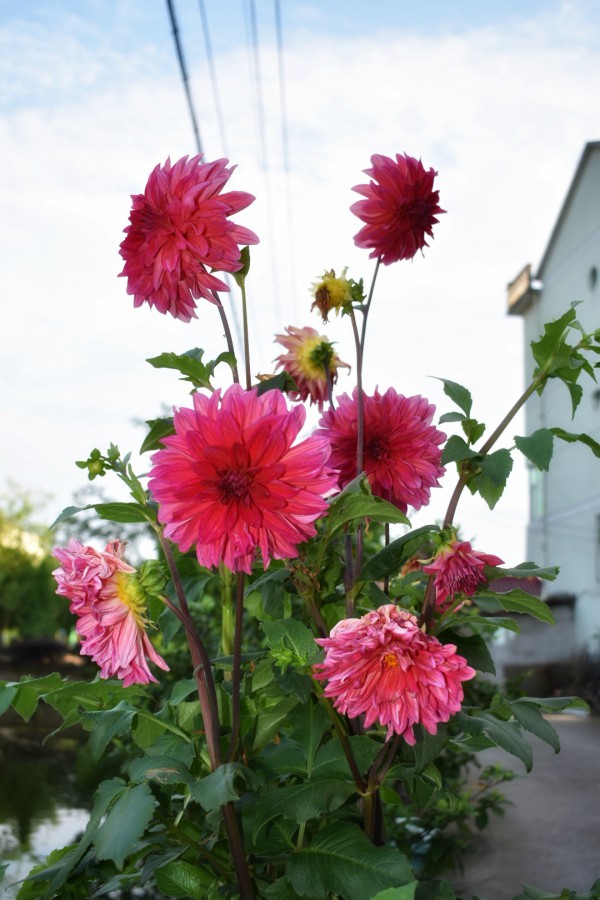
left=1, top=0, right=599, bottom=565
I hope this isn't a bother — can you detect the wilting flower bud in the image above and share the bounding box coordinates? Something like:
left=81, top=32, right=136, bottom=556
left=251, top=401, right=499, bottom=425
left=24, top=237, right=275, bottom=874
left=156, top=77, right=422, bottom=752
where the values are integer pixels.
left=311, top=268, right=354, bottom=322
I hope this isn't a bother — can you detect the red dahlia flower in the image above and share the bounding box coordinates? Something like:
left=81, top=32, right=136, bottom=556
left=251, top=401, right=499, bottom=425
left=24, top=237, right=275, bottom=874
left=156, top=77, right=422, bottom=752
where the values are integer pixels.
left=423, top=536, right=503, bottom=609
left=53, top=540, right=169, bottom=686
left=119, top=155, right=259, bottom=322
left=149, top=385, right=338, bottom=574
left=318, top=387, right=445, bottom=513
left=314, top=604, right=475, bottom=743
left=275, top=325, right=350, bottom=411
left=351, top=153, right=444, bottom=264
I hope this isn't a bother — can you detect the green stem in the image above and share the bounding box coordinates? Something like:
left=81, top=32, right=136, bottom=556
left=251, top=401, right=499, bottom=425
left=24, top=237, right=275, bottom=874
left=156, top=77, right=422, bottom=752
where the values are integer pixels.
left=359, top=256, right=381, bottom=354
left=240, top=279, right=252, bottom=390
left=221, top=802, right=255, bottom=899
left=212, top=291, right=240, bottom=385
left=314, top=684, right=366, bottom=793
left=227, top=573, right=245, bottom=762
left=348, top=306, right=364, bottom=476
left=220, top=563, right=234, bottom=658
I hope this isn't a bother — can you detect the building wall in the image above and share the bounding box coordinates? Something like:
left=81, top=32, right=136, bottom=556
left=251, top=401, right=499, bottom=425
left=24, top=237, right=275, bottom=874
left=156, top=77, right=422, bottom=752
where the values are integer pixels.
left=522, top=148, right=600, bottom=651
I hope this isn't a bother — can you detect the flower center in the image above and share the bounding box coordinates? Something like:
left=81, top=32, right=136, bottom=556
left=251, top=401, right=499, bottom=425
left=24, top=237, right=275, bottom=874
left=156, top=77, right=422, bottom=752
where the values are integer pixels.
left=367, top=437, right=387, bottom=461
left=382, top=652, right=398, bottom=669
left=218, top=468, right=254, bottom=503
left=115, top=572, right=147, bottom=623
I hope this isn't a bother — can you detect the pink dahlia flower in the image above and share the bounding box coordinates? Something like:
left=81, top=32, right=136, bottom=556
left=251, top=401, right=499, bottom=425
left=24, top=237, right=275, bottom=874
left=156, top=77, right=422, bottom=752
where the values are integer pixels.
left=53, top=540, right=169, bottom=686
left=274, top=325, right=350, bottom=411
left=314, top=604, right=475, bottom=743
left=351, top=153, right=444, bottom=264
left=423, top=538, right=504, bottom=609
left=149, top=385, right=338, bottom=574
left=119, top=155, right=259, bottom=322
left=318, top=387, right=445, bottom=513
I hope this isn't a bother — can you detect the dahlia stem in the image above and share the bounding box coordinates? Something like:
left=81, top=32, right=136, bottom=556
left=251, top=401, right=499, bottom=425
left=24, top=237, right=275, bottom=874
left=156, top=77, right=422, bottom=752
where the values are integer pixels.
left=212, top=290, right=240, bottom=385
left=313, top=683, right=366, bottom=793
left=220, top=563, right=234, bottom=658
left=359, top=255, right=381, bottom=356
left=158, top=532, right=222, bottom=769
left=227, top=573, right=245, bottom=762
left=348, top=306, right=364, bottom=476
left=239, top=278, right=252, bottom=390
left=221, top=802, right=255, bottom=899
left=383, top=524, right=390, bottom=595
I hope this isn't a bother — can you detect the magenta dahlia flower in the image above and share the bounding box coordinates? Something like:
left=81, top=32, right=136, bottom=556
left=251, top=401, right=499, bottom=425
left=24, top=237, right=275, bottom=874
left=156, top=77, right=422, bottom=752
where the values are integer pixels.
left=423, top=537, right=504, bottom=609
left=314, top=604, right=475, bottom=743
left=53, top=540, right=169, bottom=686
left=274, top=325, right=350, bottom=411
left=149, top=385, right=338, bottom=574
left=351, top=153, right=444, bottom=264
left=318, top=387, right=445, bottom=513
left=119, top=155, right=259, bottom=322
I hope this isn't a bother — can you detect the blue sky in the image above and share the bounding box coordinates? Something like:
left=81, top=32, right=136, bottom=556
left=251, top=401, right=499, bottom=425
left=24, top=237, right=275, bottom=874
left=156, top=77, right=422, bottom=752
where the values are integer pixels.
left=1, top=0, right=599, bottom=563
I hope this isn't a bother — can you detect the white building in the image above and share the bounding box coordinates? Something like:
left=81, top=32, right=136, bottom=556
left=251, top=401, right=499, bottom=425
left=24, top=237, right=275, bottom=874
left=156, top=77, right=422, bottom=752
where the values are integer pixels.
left=508, top=141, right=600, bottom=654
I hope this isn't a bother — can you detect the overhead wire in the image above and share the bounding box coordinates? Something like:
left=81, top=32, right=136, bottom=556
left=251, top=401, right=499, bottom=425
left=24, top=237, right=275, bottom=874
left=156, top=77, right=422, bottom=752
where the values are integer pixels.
left=165, top=0, right=203, bottom=155
left=197, top=0, right=228, bottom=157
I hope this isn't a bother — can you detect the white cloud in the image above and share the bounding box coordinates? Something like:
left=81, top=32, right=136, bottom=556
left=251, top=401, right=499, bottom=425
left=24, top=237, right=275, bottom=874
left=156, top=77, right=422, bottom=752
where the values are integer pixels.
left=1, top=1, right=599, bottom=563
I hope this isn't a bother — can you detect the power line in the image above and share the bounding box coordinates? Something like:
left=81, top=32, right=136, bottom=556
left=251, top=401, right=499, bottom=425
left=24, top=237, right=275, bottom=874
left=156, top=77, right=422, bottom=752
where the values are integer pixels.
left=165, top=0, right=203, bottom=155
left=197, top=0, right=228, bottom=156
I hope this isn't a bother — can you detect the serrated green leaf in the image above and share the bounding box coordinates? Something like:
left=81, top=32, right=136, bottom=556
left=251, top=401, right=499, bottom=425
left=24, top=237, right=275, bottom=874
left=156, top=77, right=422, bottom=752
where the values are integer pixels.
left=8, top=673, right=64, bottom=722
left=530, top=306, right=578, bottom=370
left=520, top=695, right=589, bottom=713
left=189, top=762, right=262, bottom=810
left=443, top=631, right=495, bottom=675
left=261, top=619, right=321, bottom=667
left=146, top=349, right=213, bottom=389
left=140, top=417, right=175, bottom=454
left=491, top=562, right=559, bottom=581
left=327, top=488, right=410, bottom=537
left=286, top=822, right=413, bottom=900
left=360, top=525, right=439, bottom=581
left=0, top=683, right=17, bottom=717
left=94, top=782, right=157, bottom=868
left=80, top=702, right=138, bottom=762
left=154, top=860, right=215, bottom=898
left=127, top=755, right=194, bottom=785
left=438, top=412, right=465, bottom=424
left=288, top=700, right=330, bottom=774
left=310, top=734, right=381, bottom=782
left=480, top=448, right=513, bottom=486
left=247, top=694, right=300, bottom=751
left=467, top=469, right=506, bottom=510
left=49, top=505, right=86, bottom=528
left=257, top=371, right=299, bottom=395
left=441, top=435, right=479, bottom=465
left=462, top=418, right=486, bottom=445
left=252, top=780, right=355, bottom=839
left=435, top=378, right=473, bottom=416
left=412, top=724, right=448, bottom=773
left=551, top=428, right=600, bottom=459
left=514, top=429, right=554, bottom=471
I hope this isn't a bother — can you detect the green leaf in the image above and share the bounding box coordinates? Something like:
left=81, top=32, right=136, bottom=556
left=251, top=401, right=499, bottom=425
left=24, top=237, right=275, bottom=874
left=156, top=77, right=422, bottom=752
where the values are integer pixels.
left=94, top=782, right=157, bottom=868
left=412, top=724, right=448, bottom=773
left=49, top=505, right=87, bottom=528
left=479, top=589, right=555, bottom=625
left=189, top=762, right=262, bottom=811
left=146, top=348, right=213, bottom=389
left=0, top=683, right=17, bottom=716
left=288, top=700, right=330, bottom=774
left=253, top=780, right=356, bottom=838
left=414, top=880, right=457, bottom=899
left=327, top=489, right=410, bottom=537
left=520, top=695, right=589, bottom=713
left=510, top=700, right=560, bottom=752
left=262, top=619, right=321, bottom=669
left=232, top=245, right=251, bottom=286
left=551, top=427, right=600, bottom=459
left=80, top=702, right=138, bottom=762
left=244, top=694, right=300, bottom=751
left=372, top=885, right=418, bottom=900
left=94, top=501, right=156, bottom=524
left=154, top=860, right=215, bottom=898
left=480, top=448, right=513, bottom=486
left=491, top=561, right=559, bottom=581
left=286, top=822, right=414, bottom=900
left=140, top=417, right=175, bottom=454
left=311, top=734, right=381, bottom=782
left=8, top=673, right=64, bottom=722
left=514, top=429, right=554, bottom=471
left=458, top=713, right=533, bottom=771
left=530, top=306, right=578, bottom=371
left=443, top=631, right=495, bottom=675
left=435, top=378, right=473, bottom=416
left=127, top=755, right=194, bottom=785
left=257, top=371, right=299, bottom=396
left=462, top=418, right=486, bottom=445
left=360, top=525, right=439, bottom=581
left=438, top=412, right=465, bottom=424
left=441, top=435, right=478, bottom=465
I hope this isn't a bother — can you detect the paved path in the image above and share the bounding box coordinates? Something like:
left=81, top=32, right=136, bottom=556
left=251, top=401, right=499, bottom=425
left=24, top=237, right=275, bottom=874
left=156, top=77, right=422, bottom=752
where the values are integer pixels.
left=453, top=713, right=600, bottom=899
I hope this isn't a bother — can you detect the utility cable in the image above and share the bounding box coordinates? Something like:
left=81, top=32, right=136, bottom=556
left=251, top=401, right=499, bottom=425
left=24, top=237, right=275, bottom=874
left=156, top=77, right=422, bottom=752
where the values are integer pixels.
left=165, top=0, right=203, bottom=155
left=197, top=0, right=228, bottom=156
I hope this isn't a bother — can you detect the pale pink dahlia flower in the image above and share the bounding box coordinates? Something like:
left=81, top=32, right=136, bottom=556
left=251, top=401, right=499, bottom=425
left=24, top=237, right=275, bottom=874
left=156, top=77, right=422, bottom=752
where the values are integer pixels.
left=314, top=604, right=475, bottom=743
left=318, top=387, right=445, bottom=513
left=53, top=540, right=169, bottom=686
left=149, top=385, right=338, bottom=574
left=274, top=325, right=350, bottom=411
left=423, top=538, right=503, bottom=609
left=351, top=153, right=444, bottom=264
left=119, top=155, right=259, bottom=322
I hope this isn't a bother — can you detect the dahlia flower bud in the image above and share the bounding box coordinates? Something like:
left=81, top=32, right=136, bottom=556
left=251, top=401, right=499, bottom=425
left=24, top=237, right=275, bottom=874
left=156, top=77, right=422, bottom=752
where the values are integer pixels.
left=311, top=268, right=354, bottom=322
left=274, top=325, right=350, bottom=411
left=314, top=604, right=475, bottom=744
left=138, top=560, right=168, bottom=597
left=422, top=531, right=503, bottom=610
